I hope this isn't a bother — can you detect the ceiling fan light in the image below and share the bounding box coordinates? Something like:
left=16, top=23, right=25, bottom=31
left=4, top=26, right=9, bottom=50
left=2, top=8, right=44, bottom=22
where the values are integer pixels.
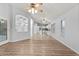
left=28, top=9, right=32, bottom=13
left=31, top=8, right=34, bottom=12
left=27, top=3, right=43, bottom=14
left=35, top=4, right=40, bottom=7
left=31, top=8, right=35, bottom=14
left=35, top=10, right=38, bottom=13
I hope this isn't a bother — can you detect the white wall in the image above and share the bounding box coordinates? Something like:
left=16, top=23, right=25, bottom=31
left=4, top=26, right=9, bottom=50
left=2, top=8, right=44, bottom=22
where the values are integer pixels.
left=63, top=5, right=79, bottom=53
left=10, top=6, right=31, bottom=42
left=48, top=5, right=79, bottom=54
left=0, top=4, right=11, bottom=43
left=0, top=4, right=10, bottom=18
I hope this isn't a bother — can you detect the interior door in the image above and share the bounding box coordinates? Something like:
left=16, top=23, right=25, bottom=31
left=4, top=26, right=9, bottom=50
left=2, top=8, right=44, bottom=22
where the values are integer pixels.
left=0, top=17, right=8, bottom=45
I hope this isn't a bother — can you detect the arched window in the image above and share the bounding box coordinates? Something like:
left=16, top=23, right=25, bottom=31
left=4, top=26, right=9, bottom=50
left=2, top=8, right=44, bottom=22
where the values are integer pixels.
left=15, top=15, right=28, bottom=32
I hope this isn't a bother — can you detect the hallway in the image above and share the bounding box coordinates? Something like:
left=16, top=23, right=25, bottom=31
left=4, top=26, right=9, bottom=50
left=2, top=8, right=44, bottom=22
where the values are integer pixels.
left=0, top=34, right=78, bottom=56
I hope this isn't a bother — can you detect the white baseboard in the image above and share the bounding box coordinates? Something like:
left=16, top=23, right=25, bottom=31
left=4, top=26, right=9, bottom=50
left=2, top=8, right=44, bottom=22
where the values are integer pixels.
left=0, top=40, right=9, bottom=46
left=57, top=38, right=79, bottom=55
left=51, top=35, right=79, bottom=55
left=10, top=37, right=30, bottom=42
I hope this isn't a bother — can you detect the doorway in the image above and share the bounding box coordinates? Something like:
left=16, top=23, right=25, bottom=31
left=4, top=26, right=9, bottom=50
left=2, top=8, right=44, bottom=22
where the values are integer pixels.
left=0, top=17, right=9, bottom=45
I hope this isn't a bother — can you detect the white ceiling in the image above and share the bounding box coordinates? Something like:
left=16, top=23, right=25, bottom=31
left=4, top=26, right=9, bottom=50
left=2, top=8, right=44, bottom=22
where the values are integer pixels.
left=11, top=3, right=79, bottom=22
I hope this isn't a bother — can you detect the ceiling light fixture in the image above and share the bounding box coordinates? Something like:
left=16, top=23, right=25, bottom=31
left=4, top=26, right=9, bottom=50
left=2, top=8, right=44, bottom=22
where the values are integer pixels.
left=28, top=3, right=43, bottom=14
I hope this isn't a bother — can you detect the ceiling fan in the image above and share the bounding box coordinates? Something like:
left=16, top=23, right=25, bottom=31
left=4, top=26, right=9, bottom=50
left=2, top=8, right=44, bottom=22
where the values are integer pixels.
left=27, top=3, right=43, bottom=14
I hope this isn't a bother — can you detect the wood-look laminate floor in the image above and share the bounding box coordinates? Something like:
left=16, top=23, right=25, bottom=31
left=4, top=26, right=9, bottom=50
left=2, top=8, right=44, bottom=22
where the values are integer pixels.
left=0, top=34, right=78, bottom=56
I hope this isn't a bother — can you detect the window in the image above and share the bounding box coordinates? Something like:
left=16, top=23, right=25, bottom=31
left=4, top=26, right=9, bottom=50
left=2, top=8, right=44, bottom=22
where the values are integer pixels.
left=15, top=15, right=28, bottom=32
left=61, top=20, right=65, bottom=37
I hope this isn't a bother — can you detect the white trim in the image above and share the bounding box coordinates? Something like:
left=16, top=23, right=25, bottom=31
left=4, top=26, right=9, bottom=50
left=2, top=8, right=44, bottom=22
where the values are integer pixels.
left=0, top=40, right=9, bottom=45
left=30, top=19, right=33, bottom=37
left=51, top=35, right=79, bottom=55
left=57, top=38, right=79, bottom=54
left=10, top=37, right=30, bottom=42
